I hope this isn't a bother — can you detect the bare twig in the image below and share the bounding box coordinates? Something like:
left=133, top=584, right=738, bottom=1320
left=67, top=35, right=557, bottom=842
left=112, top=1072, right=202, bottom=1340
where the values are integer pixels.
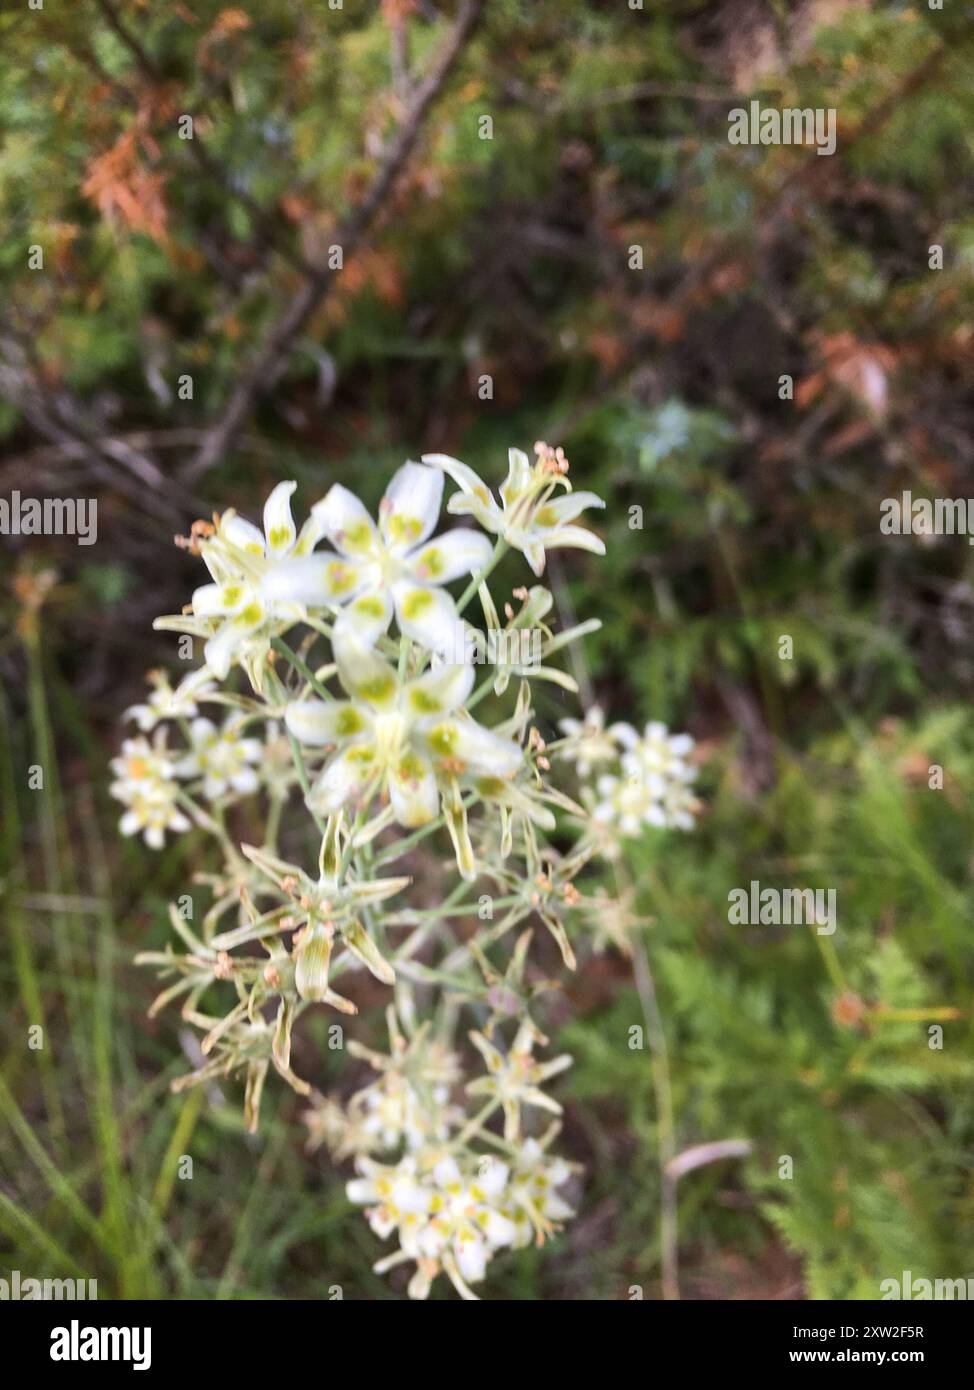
left=665, top=1139, right=752, bottom=1183
left=185, top=0, right=488, bottom=481
left=0, top=331, right=198, bottom=521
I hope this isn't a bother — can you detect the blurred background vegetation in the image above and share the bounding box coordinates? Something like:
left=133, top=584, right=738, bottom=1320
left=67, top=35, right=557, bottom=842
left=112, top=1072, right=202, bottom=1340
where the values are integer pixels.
left=1, top=0, right=973, bottom=1299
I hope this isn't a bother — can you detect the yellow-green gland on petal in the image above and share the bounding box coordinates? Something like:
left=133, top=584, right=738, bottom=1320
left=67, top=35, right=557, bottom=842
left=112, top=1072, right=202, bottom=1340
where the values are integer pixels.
left=294, top=922, right=333, bottom=1002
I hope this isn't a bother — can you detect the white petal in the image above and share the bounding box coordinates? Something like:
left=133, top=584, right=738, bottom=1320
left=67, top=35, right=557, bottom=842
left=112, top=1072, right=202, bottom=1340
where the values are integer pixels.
left=334, top=644, right=400, bottom=709
left=309, top=747, right=378, bottom=815
left=221, top=512, right=266, bottom=554
left=481, top=1209, right=516, bottom=1247
left=189, top=716, right=217, bottom=744
left=404, top=662, right=475, bottom=719
left=193, top=581, right=248, bottom=617
left=292, top=510, right=328, bottom=556
left=540, top=490, right=606, bottom=525
left=500, top=448, right=531, bottom=507
left=455, top=1235, right=488, bottom=1283
left=433, top=1156, right=463, bottom=1186
left=479, top=1159, right=509, bottom=1197
left=610, top=721, right=639, bottom=748
left=523, top=542, right=546, bottom=577
left=333, top=590, right=393, bottom=649
left=262, top=481, right=298, bottom=556
left=230, top=767, right=259, bottom=795
left=445, top=493, right=501, bottom=532
left=388, top=753, right=439, bottom=828
left=261, top=553, right=370, bottom=608
left=380, top=462, right=443, bottom=552
left=422, top=717, right=522, bottom=778
left=540, top=524, right=605, bottom=556
left=392, top=583, right=461, bottom=657
left=285, top=699, right=371, bottom=746
left=174, top=668, right=217, bottom=703
left=422, top=454, right=496, bottom=508
left=311, top=484, right=377, bottom=557
left=407, top=1267, right=434, bottom=1300
left=544, top=1193, right=574, bottom=1221
left=204, top=623, right=244, bottom=680
left=406, top=528, right=493, bottom=585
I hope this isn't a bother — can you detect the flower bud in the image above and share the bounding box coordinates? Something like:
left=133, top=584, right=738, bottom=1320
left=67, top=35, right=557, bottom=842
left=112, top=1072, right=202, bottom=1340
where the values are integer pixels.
left=342, top=919, right=395, bottom=984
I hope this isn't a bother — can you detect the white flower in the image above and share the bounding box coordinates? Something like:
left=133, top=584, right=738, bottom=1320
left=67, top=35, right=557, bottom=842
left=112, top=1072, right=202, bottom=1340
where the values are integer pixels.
left=411, top=1154, right=516, bottom=1291
left=348, top=1149, right=517, bottom=1300
left=615, top=720, right=696, bottom=785
left=557, top=704, right=625, bottom=777
left=466, top=1024, right=572, bottom=1141
left=110, top=736, right=191, bottom=849
left=177, top=481, right=325, bottom=680
left=588, top=720, right=699, bottom=835
left=284, top=641, right=522, bottom=855
left=347, top=1154, right=433, bottom=1241
left=593, top=769, right=666, bottom=836
left=360, top=1077, right=437, bottom=1151
left=658, top=777, right=701, bottom=831
left=507, top=1137, right=576, bottom=1249
left=424, top=442, right=605, bottom=577
left=173, top=716, right=263, bottom=799
left=345, top=1010, right=462, bottom=1153
left=262, top=462, right=492, bottom=656
left=124, top=668, right=215, bottom=731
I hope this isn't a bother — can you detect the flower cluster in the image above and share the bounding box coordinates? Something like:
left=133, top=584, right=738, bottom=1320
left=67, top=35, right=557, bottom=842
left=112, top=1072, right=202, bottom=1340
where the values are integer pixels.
left=555, top=707, right=700, bottom=838
left=110, top=736, right=190, bottom=850
left=344, top=1138, right=575, bottom=1300
left=305, top=1008, right=576, bottom=1298
left=111, top=707, right=274, bottom=847
left=119, top=445, right=698, bottom=1299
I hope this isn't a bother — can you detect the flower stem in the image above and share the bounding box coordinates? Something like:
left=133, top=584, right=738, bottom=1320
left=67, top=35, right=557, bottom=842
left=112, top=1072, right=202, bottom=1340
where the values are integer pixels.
left=271, top=637, right=333, bottom=702
left=456, top=537, right=508, bottom=618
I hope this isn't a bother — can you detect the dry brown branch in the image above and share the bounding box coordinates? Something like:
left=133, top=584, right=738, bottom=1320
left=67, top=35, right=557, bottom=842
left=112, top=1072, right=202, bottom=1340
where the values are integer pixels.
left=185, top=0, right=488, bottom=481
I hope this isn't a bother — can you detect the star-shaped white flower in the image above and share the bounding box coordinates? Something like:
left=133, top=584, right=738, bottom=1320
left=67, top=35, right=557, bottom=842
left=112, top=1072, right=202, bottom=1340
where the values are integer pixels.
left=615, top=720, right=696, bottom=784
left=109, top=735, right=191, bottom=849
left=284, top=641, right=523, bottom=841
left=466, top=1023, right=572, bottom=1141
left=173, top=716, right=263, bottom=800
left=283, top=642, right=525, bottom=878
left=263, top=462, right=492, bottom=656
left=172, top=481, right=326, bottom=680
left=347, top=1150, right=517, bottom=1300
left=507, top=1136, right=576, bottom=1249
left=423, top=444, right=605, bottom=577
left=124, top=668, right=215, bottom=732
left=557, top=704, right=627, bottom=777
